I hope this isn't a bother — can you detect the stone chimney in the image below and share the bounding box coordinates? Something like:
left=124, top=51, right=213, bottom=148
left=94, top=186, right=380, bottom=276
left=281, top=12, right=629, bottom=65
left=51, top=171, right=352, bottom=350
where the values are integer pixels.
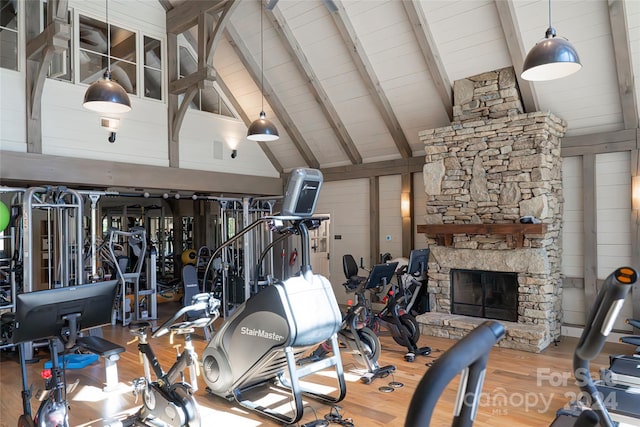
left=416, top=67, right=567, bottom=352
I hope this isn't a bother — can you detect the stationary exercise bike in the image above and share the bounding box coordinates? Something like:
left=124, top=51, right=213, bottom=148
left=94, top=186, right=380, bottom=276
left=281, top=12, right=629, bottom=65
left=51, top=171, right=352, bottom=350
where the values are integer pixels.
left=343, top=253, right=430, bottom=362
left=120, top=293, right=220, bottom=427
left=369, top=267, right=431, bottom=362
left=301, top=260, right=397, bottom=384
left=11, top=280, right=120, bottom=427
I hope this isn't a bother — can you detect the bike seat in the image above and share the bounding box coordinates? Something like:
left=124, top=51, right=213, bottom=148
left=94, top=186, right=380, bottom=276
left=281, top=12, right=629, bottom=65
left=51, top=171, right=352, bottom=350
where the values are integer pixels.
left=129, top=321, right=151, bottom=335
left=343, top=254, right=367, bottom=293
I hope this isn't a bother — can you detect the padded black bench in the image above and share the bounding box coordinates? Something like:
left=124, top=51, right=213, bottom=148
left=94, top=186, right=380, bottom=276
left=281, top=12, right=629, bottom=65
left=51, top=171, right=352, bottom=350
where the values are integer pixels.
left=77, top=336, right=125, bottom=391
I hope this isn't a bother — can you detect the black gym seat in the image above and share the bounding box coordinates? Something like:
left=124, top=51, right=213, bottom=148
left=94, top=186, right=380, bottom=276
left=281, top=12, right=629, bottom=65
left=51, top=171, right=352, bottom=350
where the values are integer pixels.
left=342, top=254, right=367, bottom=292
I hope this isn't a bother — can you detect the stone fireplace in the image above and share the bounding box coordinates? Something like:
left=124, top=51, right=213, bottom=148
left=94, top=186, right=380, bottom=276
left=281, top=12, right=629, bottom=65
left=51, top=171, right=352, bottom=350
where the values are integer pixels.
left=415, top=67, right=566, bottom=352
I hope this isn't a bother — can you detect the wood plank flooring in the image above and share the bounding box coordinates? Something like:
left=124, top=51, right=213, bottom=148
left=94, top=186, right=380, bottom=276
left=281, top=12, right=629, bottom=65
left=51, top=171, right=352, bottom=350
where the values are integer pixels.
left=0, top=301, right=630, bottom=427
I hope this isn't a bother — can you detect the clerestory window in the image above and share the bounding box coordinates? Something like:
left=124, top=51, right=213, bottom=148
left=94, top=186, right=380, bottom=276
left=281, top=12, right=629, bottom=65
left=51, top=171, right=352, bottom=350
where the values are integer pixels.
left=78, top=13, right=163, bottom=101
left=0, top=0, right=18, bottom=70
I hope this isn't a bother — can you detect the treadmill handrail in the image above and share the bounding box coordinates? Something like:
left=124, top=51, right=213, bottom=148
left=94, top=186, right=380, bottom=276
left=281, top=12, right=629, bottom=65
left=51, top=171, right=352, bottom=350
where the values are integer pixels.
left=405, top=320, right=505, bottom=427
left=573, top=267, right=638, bottom=427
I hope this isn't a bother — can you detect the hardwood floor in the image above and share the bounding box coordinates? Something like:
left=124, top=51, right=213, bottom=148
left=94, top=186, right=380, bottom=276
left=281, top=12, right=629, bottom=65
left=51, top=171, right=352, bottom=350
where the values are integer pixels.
left=0, top=301, right=629, bottom=427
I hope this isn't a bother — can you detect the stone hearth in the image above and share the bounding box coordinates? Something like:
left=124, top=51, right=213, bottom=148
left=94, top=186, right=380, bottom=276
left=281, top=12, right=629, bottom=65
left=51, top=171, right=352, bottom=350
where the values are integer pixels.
left=415, top=67, right=566, bottom=352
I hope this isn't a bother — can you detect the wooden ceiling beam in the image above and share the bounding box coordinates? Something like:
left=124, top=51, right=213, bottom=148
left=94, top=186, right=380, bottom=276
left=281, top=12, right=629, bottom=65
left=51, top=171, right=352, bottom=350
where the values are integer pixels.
left=321, top=156, right=424, bottom=182
left=608, top=0, right=639, bottom=130
left=265, top=4, right=362, bottom=165
left=494, top=0, right=539, bottom=113
left=328, top=1, right=412, bottom=159
left=166, top=0, right=229, bottom=34
left=0, top=151, right=283, bottom=196
left=225, top=20, right=320, bottom=169
left=402, top=1, right=453, bottom=121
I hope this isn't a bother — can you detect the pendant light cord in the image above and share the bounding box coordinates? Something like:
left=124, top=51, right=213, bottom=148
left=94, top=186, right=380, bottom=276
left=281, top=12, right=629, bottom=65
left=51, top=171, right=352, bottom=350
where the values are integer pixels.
left=106, top=0, right=111, bottom=74
left=260, top=1, right=264, bottom=113
left=548, top=0, right=551, bottom=29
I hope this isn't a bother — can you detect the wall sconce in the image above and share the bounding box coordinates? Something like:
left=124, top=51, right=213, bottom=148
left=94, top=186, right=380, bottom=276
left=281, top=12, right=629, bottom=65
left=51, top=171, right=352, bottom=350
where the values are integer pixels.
left=100, top=117, right=119, bottom=143
left=231, top=149, right=238, bottom=159
left=633, top=176, right=640, bottom=210
left=401, top=192, right=411, bottom=218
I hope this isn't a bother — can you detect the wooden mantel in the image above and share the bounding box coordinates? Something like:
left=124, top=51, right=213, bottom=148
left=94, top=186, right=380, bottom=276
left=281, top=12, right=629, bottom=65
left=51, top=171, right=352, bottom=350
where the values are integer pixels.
left=417, top=223, right=547, bottom=248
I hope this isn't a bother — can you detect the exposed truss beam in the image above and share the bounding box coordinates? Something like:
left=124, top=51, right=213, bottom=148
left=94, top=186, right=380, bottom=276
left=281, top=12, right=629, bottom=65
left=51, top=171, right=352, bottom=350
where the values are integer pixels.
left=328, top=0, right=412, bottom=158
left=608, top=0, right=639, bottom=129
left=225, top=21, right=320, bottom=169
left=402, top=1, right=453, bottom=121
left=25, top=0, right=70, bottom=154
left=180, top=26, right=283, bottom=173
left=166, top=1, right=236, bottom=167
left=265, top=4, right=362, bottom=165
left=494, top=0, right=539, bottom=113
left=166, top=0, right=229, bottom=34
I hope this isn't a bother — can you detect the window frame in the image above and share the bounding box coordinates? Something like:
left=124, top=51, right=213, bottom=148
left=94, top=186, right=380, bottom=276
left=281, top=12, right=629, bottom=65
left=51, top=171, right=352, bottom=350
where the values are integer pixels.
left=0, top=0, right=21, bottom=72
left=73, top=8, right=165, bottom=103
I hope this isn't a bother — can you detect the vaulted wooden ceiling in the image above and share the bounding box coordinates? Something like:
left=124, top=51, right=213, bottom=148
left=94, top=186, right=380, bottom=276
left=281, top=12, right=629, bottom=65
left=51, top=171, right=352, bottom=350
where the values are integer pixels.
left=162, top=0, right=639, bottom=175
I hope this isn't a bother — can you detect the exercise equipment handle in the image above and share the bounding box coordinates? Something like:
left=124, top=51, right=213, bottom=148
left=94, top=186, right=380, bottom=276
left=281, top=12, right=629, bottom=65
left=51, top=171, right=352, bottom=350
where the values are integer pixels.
left=405, top=320, right=505, bottom=427
left=152, top=293, right=220, bottom=338
left=573, top=266, right=637, bottom=427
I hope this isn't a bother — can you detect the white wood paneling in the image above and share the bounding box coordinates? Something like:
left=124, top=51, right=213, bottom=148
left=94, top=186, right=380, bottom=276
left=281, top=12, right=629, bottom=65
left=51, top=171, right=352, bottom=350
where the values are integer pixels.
left=562, top=287, right=585, bottom=326
left=41, top=79, right=169, bottom=166
left=229, top=1, right=349, bottom=167
left=379, top=174, right=402, bottom=258
left=343, top=0, right=449, bottom=155
left=596, top=152, right=632, bottom=280
left=213, top=29, right=307, bottom=170
left=0, top=69, right=26, bottom=152
left=561, top=156, right=583, bottom=278
left=315, top=178, right=369, bottom=305
left=419, top=0, right=512, bottom=82
left=179, top=111, right=278, bottom=177
left=278, top=1, right=398, bottom=163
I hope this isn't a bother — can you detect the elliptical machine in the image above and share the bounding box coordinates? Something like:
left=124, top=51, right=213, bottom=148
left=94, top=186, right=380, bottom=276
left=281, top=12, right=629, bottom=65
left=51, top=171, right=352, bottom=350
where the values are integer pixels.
left=200, top=169, right=346, bottom=425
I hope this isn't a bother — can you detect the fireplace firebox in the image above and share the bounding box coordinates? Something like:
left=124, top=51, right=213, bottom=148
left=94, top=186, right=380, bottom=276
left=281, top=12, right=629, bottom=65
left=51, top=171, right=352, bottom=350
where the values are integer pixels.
left=451, top=269, right=518, bottom=322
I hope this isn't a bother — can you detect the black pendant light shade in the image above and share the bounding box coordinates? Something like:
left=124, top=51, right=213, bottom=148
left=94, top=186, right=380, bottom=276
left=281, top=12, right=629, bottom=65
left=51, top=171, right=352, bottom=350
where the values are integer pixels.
left=521, top=26, right=581, bottom=81
left=247, top=111, right=279, bottom=141
left=83, top=70, right=132, bottom=114
left=247, top=1, right=279, bottom=142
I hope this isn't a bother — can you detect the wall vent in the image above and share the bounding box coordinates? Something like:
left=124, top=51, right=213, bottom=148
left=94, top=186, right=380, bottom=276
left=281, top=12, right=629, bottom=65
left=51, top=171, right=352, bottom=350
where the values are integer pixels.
left=213, top=140, right=223, bottom=160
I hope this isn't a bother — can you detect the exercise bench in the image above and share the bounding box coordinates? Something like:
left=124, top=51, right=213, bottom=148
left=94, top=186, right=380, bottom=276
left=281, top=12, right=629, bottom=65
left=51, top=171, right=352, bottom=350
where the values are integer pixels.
left=77, top=335, right=125, bottom=391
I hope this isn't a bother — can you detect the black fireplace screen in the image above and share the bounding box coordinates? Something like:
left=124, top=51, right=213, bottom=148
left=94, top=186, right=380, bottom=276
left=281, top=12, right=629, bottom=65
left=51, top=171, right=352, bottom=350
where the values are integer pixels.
left=451, top=269, right=518, bottom=322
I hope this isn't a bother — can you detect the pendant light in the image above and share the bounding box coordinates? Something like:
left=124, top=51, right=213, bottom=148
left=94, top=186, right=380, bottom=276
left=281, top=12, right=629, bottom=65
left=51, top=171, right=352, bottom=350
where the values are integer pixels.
left=521, top=0, right=581, bottom=81
left=247, top=1, right=279, bottom=142
left=83, top=0, right=131, bottom=114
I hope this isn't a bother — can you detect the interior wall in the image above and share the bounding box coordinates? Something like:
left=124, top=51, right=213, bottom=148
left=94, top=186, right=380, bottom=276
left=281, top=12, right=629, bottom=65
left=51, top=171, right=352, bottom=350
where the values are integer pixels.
left=561, top=151, right=634, bottom=332
left=561, top=156, right=584, bottom=326
left=1, top=0, right=278, bottom=179
left=595, top=151, right=633, bottom=331
left=0, top=70, right=26, bottom=152
left=379, top=175, right=402, bottom=260
left=315, top=178, right=369, bottom=305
